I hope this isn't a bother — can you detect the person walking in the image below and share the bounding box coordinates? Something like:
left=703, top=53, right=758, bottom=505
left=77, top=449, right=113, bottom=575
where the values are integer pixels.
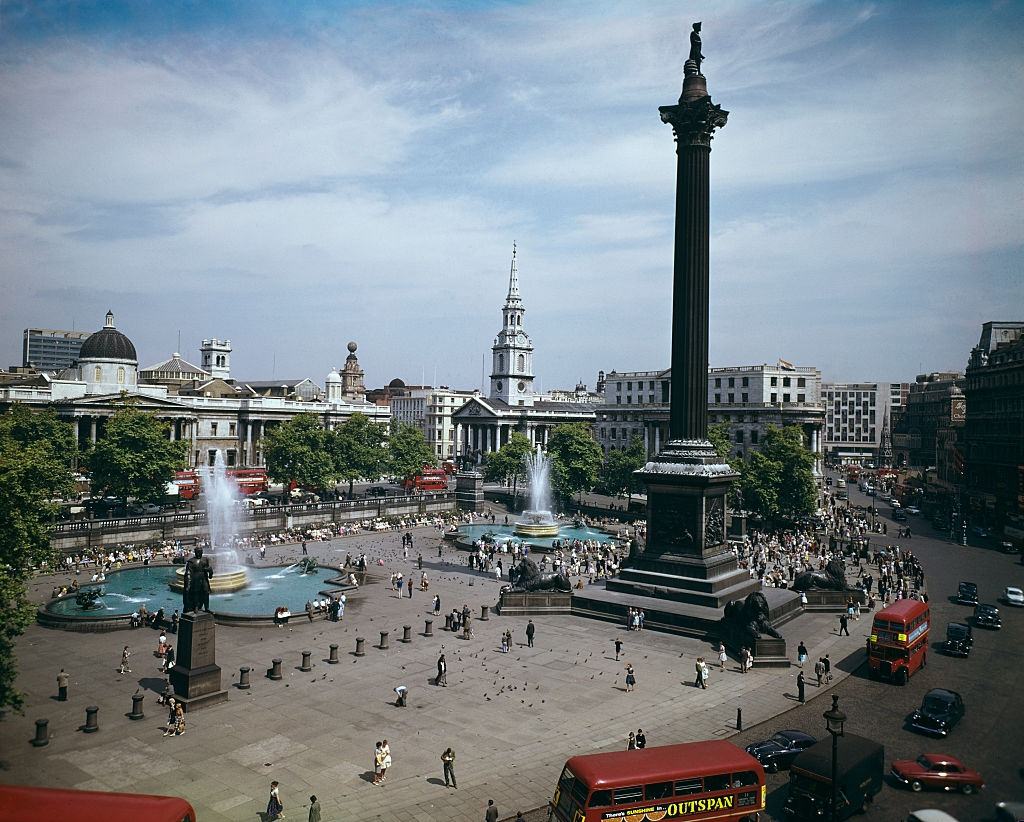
left=380, top=739, right=392, bottom=783
left=418, top=553, right=423, bottom=571
left=266, top=781, right=284, bottom=820
left=433, top=594, right=441, bottom=616
left=437, top=653, right=448, bottom=687
left=161, top=646, right=175, bottom=673
left=797, top=671, right=806, bottom=703
left=486, top=799, right=499, bottom=822
left=301, top=540, right=308, bottom=556
left=718, top=642, right=727, bottom=672
left=694, top=658, right=705, bottom=689
left=407, top=576, right=413, bottom=599
left=307, top=795, right=321, bottom=822
left=814, top=657, right=824, bottom=687
left=839, top=613, right=850, bottom=636
left=56, top=669, right=69, bottom=701
left=824, top=654, right=832, bottom=683
left=636, top=729, right=646, bottom=749
left=627, top=731, right=636, bottom=750
left=442, top=747, right=457, bottom=788
left=373, top=741, right=384, bottom=785
left=614, top=638, right=623, bottom=661
left=624, top=663, right=636, bottom=692
left=797, top=641, right=808, bottom=664
left=117, top=646, right=132, bottom=674
left=525, top=619, right=535, bottom=648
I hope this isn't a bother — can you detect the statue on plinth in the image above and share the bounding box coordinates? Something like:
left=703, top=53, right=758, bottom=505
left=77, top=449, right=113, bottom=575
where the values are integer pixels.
left=182, top=547, right=213, bottom=612
left=688, top=22, right=705, bottom=73
left=793, top=558, right=852, bottom=592
left=505, top=557, right=571, bottom=593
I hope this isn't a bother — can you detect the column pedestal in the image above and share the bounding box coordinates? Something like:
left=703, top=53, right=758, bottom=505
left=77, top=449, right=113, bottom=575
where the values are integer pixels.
left=169, top=611, right=228, bottom=710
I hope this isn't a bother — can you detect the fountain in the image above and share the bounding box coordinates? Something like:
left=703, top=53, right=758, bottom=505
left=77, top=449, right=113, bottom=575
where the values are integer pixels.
left=514, top=447, right=560, bottom=538
left=170, top=450, right=248, bottom=594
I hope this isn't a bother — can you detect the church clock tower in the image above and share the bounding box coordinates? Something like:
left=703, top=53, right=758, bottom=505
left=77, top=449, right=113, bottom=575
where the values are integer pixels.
left=490, top=244, right=535, bottom=407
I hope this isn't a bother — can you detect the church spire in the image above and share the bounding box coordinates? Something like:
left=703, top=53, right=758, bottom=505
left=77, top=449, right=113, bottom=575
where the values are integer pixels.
left=506, top=242, right=520, bottom=302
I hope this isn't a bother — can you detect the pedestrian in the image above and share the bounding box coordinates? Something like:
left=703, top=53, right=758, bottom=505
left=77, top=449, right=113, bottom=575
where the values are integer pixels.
left=172, top=702, right=186, bottom=736
left=302, top=540, right=307, bottom=556
left=486, top=799, right=499, bottom=822
left=701, top=658, right=710, bottom=688
left=718, top=642, right=727, bottom=672
left=525, top=619, right=535, bottom=648
left=514, top=814, right=525, bottom=822
left=824, top=654, right=832, bottom=683
left=636, top=729, right=646, bottom=749
left=436, top=653, right=447, bottom=687
left=442, top=747, right=457, bottom=788
left=744, top=647, right=754, bottom=673
left=613, top=638, right=623, bottom=661
left=839, top=613, right=850, bottom=636
left=373, top=741, right=384, bottom=785
left=267, top=781, right=284, bottom=820
left=308, top=795, right=321, bottom=822
left=118, top=645, right=132, bottom=674
left=407, top=576, right=413, bottom=599
left=797, top=641, right=808, bottom=664
left=380, top=739, right=392, bottom=782
left=797, top=671, right=806, bottom=703
left=162, top=698, right=178, bottom=736
left=624, top=663, right=636, bottom=692
left=814, top=657, right=824, bottom=687
left=433, top=594, right=441, bottom=616
left=418, top=553, right=424, bottom=571
left=55, top=668, right=70, bottom=701
left=694, top=657, right=705, bottom=689
left=161, top=646, right=175, bottom=673
left=627, top=731, right=636, bottom=750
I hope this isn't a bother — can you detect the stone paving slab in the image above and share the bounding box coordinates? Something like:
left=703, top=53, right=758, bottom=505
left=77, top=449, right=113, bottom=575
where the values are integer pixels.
left=1, top=524, right=870, bottom=821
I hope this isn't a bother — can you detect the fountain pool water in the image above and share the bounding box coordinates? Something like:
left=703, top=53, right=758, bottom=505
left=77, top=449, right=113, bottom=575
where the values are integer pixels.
left=515, top=447, right=559, bottom=538
left=48, top=565, right=332, bottom=618
left=457, top=522, right=620, bottom=552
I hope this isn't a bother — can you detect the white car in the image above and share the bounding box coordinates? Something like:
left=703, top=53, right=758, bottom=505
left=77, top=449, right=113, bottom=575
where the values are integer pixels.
left=906, top=506, right=921, bottom=515
left=1004, top=587, right=1024, bottom=607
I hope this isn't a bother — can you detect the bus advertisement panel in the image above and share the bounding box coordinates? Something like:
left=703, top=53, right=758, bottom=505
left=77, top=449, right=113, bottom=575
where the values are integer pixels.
left=551, top=740, right=765, bottom=822
left=867, top=598, right=929, bottom=685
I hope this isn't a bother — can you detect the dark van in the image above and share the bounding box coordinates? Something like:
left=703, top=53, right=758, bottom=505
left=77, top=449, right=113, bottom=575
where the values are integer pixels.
left=784, top=733, right=884, bottom=820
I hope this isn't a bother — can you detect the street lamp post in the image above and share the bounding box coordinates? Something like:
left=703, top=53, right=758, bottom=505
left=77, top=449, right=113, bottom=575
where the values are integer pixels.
left=823, top=694, right=847, bottom=822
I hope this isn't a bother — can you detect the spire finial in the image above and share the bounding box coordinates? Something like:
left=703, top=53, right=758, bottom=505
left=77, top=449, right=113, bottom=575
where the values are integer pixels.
left=105, top=309, right=114, bottom=328
left=507, top=242, right=520, bottom=300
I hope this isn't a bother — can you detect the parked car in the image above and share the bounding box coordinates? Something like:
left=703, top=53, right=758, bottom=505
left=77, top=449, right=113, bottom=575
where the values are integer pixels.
left=971, top=525, right=991, bottom=539
left=974, top=603, right=1002, bottom=630
left=745, top=730, right=818, bottom=772
left=128, top=502, right=162, bottom=516
left=364, top=486, right=389, bottom=498
left=890, top=753, right=983, bottom=794
left=1003, top=587, right=1024, bottom=607
left=906, top=506, right=921, bottom=515
left=907, top=689, right=965, bottom=737
left=1001, top=540, right=1021, bottom=554
left=956, top=581, right=979, bottom=606
left=943, top=623, right=972, bottom=657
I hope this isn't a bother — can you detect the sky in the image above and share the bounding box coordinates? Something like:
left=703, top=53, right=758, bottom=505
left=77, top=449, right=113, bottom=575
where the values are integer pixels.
left=1, top=0, right=1022, bottom=390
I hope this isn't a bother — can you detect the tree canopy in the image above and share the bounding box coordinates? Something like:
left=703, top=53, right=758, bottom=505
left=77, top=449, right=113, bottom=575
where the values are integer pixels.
left=546, top=422, right=604, bottom=502
left=0, top=405, right=75, bottom=712
left=484, top=431, right=533, bottom=508
left=332, top=413, right=388, bottom=497
left=264, top=413, right=336, bottom=491
left=88, top=406, right=187, bottom=503
left=600, top=437, right=646, bottom=502
left=387, top=422, right=436, bottom=481
left=738, top=424, right=816, bottom=522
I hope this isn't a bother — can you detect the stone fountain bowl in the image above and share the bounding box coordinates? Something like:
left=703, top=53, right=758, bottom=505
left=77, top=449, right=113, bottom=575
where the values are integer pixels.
left=170, top=566, right=249, bottom=594
left=514, top=510, right=560, bottom=538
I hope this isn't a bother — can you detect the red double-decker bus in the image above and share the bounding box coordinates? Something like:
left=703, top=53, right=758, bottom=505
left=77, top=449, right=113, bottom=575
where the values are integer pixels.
left=172, top=467, right=268, bottom=499
left=551, top=740, right=765, bottom=822
left=403, top=468, right=447, bottom=493
left=867, top=598, right=929, bottom=685
left=0, top=784, right=196, bottom=822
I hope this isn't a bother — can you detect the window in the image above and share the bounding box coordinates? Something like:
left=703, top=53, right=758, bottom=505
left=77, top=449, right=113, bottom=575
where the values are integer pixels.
left=770, top=393, right=777, bottom=404
left=732, top=771, right=759, bottom=787
left=226, top=450, right=237, bottom=467
left=728, top=393, right=734, bottom=403
left=783, top=377, right=791, bottom=387
left=783, top=393, right=791, bottom=403
left=742, top=393, right=748, bottom=403
left=742, top=377, right=749, bottom=387
left=211, top=422, right=218, bottom=436
left=207, top=450, right=217, bottom=466
left=648, top=381, right=655, bottom=390
left=797, top=393, right=806, bottom=403
left=627, top=382, right=633, bottom=390
left=704, top=774, right=731, bottom=793
left=611, top=429, right=617, bottom=439
left=588, top=790, right=612, bottom=808
left=117, top=366, right=125, bottom=384
left=613, top=787, right=644, bottom=805
left=497, top=354, right=504, bottom=372
left=646, top=782, right=673, bottom=800
left=674, top=778, right=702, bottom=796
left=735, top=430, right=744, bottom=443
left=229, top=423, right=237, bottom=436
left=715, top=377, right=721, bottom=388
left=715, top=394, right=721, bottom=403
left=797, top=377, right=806, bottom=387
left=517, top=354, right=525, bottom=372
left=728, top=377, right=735, bottom=387
left=94, top=366, right=102, bottom=382
left=751, top=430, right=759, bottom=444
left=771, top=377, right=778, bottom=386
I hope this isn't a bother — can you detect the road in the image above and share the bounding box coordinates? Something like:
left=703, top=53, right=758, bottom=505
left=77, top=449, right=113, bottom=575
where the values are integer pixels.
left=729, top=476, right=1024, bottom=821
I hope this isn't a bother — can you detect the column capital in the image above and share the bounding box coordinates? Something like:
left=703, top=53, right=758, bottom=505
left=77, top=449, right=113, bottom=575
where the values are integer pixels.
left=659, top=92, right=728, bottom=148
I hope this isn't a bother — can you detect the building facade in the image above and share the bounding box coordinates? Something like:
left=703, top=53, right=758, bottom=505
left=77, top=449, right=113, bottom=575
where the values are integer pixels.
left=823, top=382, right=909, bottom=465
left=891, top=373, right=965, bottom=480
left=22, top=328, right=91, bottom=372
left=963, top=321, right=1024, bottom=540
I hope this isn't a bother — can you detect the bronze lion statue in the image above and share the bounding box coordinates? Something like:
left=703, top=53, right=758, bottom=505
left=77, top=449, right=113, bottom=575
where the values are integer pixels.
left=506, top=556, right=572, bottom=593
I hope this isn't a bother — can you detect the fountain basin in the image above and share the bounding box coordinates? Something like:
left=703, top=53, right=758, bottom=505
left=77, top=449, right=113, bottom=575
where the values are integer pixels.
left=513, top=521, right=561, bottom=538
left=169, top=566, right=249, bottom=594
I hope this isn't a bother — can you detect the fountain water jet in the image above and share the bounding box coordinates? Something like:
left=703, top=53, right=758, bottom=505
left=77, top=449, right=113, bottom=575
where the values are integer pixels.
left=514, top=447, right=560, bottom=538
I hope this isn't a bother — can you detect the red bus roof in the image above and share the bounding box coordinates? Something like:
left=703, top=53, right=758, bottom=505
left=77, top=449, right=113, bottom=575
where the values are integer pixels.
left=874, top=598, right=929, bottom=623
left=565, top=741, right=761, bottom=789
left=0, top=785, right=195, bottom=822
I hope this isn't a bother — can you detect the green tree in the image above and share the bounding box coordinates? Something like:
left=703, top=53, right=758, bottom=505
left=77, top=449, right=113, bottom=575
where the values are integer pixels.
left=484, top=431, right=533, bottom=508
left=600, top=437, right=647, bottom=504
left=88, top=406, right=187, bottom=504
left=708, top=422, right=733, bottom=462
left=388, top=422, right=436, bottom=481
left=0, top=405, right=75, bottom=712
left=546, top=422, right=603, bottom=503
left=332, top=413, right=388, bottom=498
left=739, top=425, right=816, bottom=522
left=263, top=413, right=336, bottom=492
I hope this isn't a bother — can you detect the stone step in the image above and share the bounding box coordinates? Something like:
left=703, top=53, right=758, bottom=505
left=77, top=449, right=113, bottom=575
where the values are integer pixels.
left=606, top=575, right=759, bottom=609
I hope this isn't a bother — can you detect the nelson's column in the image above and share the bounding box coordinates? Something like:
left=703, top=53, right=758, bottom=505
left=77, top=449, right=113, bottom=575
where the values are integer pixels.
left=576, top=24, right=798, bottom=640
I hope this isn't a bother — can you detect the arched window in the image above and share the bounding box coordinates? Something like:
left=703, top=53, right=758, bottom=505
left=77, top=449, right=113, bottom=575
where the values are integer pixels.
left=517, top=354, right=525, bottom=372
left=497, top=353, right=504, bottom=372
left=117, top=367, right=125, bottom=384
left=93, top=366, right=102, bottom=382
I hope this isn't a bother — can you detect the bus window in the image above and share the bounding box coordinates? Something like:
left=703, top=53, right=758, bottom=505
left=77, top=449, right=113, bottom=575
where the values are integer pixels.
left=674, top=777, right=703, bottom=795
left=645, top=782, right=673, bottom=800
left=613, top=787, right=643, bottom=805
left=732, top=771, right=759, bottom=787
left=704, top=774, right=731, bottom=793
left=588, top=790, right=611, bottom=808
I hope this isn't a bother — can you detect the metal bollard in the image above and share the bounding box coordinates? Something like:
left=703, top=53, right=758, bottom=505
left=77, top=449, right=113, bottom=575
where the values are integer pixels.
left=736, top=708, right=743, bottom=731
left=445, top=613, right=453, bottom=631
left=400, top=625, right=412, bottom=643
left=268, top=658, right=283, bottom=680
left=328, top=644, right=339, bottom=664
left=83, top=705, right=99, bottom=733
left=379, top=630, right=390, bottom=650
left=31, top=719, right=49, bottom=747
left=300, top=650, right=313, bottom=672
left=424, top=619, right=433, bottom=637
left=355, top=637, right=366, bottom=656
left=238, top=666, right=252, bottom=689
left=480, top=604, right=490, bottom=621
left=128, top=692, right=145, bottom=720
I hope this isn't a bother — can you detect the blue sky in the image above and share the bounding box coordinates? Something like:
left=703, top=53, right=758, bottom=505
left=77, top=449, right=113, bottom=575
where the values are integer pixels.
left=1, top=1, right=1021, bottom=389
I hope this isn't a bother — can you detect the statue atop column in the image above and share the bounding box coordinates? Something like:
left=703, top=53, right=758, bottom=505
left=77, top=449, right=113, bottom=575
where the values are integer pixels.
left=182, top=547, right=213, bottom=612
left=688, top=22, right=704, bottom=74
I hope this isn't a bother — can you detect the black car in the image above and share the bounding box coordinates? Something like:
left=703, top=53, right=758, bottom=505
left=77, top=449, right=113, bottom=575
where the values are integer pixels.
left=974, top=603, right=1002, bottom=630
left=893, top=509, right=908, bottom=522
left=907, top=688, right=965, bottom=737
left=364, top=487, right=390, bottom=498
left=944, top=622, right=973, bottom=657
left=957, top=581, right=979, bottom=606
left=745, top=730, right=817, bottom=772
